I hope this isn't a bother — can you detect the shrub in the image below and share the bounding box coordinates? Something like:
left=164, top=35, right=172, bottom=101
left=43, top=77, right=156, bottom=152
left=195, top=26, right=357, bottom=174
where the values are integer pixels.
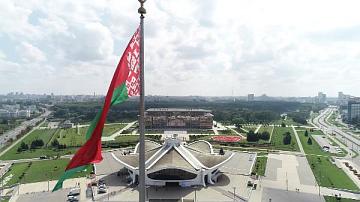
left=283, top=132, right=291, bottom=145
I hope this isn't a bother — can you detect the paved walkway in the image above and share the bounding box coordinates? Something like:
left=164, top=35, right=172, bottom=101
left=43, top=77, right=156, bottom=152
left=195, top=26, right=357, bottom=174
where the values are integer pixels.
left=258, top=153, right=360, bottom=201
left=9, top=177, right=89, bottom=202
left=254, top=124, right=262, bottom=133
left=227, top=127, right=246, bottom=138
left=101, top=121, right=137, bottom=141
left=292, top=125, right=305, bottom=154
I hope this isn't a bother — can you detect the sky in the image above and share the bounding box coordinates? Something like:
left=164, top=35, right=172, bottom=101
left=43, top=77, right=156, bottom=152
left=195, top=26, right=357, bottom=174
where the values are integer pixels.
left=0, top=0, right=360, bottom=97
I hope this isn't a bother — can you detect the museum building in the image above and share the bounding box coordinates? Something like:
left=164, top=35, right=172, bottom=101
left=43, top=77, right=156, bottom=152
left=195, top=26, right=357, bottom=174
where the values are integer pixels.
left=144, top=108, right=213, bottom=129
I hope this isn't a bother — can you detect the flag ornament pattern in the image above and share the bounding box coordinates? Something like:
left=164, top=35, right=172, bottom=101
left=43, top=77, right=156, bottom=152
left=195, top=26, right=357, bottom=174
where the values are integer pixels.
left=53, top=26, right=140, bottom=191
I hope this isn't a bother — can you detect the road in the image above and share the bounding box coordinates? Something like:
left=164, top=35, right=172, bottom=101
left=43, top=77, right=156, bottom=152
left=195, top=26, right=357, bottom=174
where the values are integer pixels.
left=311, top=107, right=360, bottom=160
left=0, top=110, right=51, bottom=150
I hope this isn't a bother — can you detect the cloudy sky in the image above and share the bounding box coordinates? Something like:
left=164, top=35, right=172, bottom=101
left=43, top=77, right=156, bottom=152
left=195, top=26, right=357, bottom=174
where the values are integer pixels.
left=1, top=0, right=360, bottom=97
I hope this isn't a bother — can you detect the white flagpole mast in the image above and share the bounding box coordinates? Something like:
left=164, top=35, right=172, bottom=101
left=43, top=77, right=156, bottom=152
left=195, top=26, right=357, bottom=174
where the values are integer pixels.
left=138, top=0, right=146, bottom=202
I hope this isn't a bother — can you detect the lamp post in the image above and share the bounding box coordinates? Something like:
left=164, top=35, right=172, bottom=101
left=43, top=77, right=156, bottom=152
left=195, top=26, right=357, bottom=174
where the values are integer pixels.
left=138, top=1, right=146, bottom=202
left=233, top=187, right=236, bottom=202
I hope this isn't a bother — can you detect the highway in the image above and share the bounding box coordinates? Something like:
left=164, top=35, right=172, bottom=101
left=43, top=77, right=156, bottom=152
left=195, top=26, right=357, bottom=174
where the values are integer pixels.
left=0, top=109, right=51, bottom=150
left=312, top=107, right=360, bottom=156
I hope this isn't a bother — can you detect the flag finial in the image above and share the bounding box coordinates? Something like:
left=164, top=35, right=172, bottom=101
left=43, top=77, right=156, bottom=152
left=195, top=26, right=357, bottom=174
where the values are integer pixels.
left=138, top=0, right=146, bottom=16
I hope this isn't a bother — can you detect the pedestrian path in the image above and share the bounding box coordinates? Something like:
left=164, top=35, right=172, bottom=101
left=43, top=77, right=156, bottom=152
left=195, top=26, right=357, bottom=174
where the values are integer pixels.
left=101, top=121, right=137, bottom=141
left=292, top=125, right=305, bottom=154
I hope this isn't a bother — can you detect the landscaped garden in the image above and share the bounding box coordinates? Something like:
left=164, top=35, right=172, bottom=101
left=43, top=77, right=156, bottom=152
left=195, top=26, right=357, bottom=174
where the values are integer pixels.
left=252, top=155, right=268, bottom=176
left=307, top=155, right=359, bottom=191
left=296, top=129, right=329, bottom=156
left=269, top=127, right=299, bottom=151
left=0, top=159, right=92, bottom=187
left=212, top=136, right=242, bottom=143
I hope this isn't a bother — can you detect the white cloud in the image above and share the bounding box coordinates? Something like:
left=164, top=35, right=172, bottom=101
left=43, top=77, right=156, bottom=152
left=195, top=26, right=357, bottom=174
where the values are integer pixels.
left=0, top=0, right=360, bottom=96
left=17, top=42, right=46, bottom=63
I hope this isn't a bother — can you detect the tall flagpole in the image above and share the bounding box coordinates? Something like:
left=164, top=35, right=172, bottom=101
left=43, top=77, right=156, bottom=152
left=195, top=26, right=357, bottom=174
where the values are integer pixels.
left=138, top=1, right=146, bottom=202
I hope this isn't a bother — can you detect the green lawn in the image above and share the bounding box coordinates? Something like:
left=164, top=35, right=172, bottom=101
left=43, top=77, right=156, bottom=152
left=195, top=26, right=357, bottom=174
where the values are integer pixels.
left=186, top=129, right=214, bottom=134
left=307, top=155, right=359, bottom=191
left=0, top=147, right=78, bottom=160
left=324, top=196, right=359, bottom=202
left=102, top=124, right=127, bottom=136
left=296, top=129, right=329, bottom=156
left=0, top=162, right=29, bottom=187
left=235, top=127, right=248, bottom=134
left=55, top=124, right=127, bottom=145
left=252, top=155, right=268, bottom=176
left=114, top=135, right=140, bottom=142
left=218, top=129, right=237, bottom=135
left=1, top=159, right=92, bottom=187
left=257, top=126, right=273, bottom=134
left=56, top=128, right=87, bottom=146
left=242, top=125, right=259, bottom=132
left=271, top=118, right=299, bottom=126
left=270, top=127, right=299, bottom=151
left=19, top=129, right=58, bottom=147
left=0, top=129, right=59, bottom=160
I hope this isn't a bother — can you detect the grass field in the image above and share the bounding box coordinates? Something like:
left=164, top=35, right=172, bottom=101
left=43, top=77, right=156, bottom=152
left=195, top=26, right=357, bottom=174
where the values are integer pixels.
left=55, top=128, right=87, bottom=146
left=54, top=124, right=127, bottom=146
left=0, top=147, right=78, bottom=160
left=19, top=129, right=58, bottom=147
left=0, top=163, right=29, bottom=187
left=114, top=135, right=140, bottom=142
left=102, top=124, right=127, bottom=136
left=252, top=155, right=268, bottom=176
left=217, top=129, right=237, bottom=136
left=271, top=118, right=299, bottom=126
left=270, top=127, right=299, bottom=151
left=307, top=155, right=359, bottom=191
left=0, top=129, right=59, bottom=160
left=324, top=196, right=359, bottom=202
left=0, top=159, right=92, bottom=187
left=242, top=125, right=259, bottom=132
left=296, top=129, right=329, bottom=156
left=0, top=124, right=132, bottom=160
left=257, top=126, right=273, bottom=134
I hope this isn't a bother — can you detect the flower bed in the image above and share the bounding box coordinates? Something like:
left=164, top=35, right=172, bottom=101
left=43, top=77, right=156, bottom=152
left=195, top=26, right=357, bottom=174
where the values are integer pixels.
left=212, top=136, right=242, bottom=142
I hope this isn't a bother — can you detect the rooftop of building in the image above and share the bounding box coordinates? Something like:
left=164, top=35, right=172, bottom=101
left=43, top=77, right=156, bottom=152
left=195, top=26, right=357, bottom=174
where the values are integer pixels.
left=111, top=138, right=233, bottom=173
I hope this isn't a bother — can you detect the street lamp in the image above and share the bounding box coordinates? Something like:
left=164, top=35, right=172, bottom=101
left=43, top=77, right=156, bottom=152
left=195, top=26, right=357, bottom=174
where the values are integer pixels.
left=233, top=187, right=236, bottom=202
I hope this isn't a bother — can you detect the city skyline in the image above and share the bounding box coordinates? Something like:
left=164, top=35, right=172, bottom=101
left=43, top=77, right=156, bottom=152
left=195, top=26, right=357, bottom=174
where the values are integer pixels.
left=1, top=0, right=360, bottom=96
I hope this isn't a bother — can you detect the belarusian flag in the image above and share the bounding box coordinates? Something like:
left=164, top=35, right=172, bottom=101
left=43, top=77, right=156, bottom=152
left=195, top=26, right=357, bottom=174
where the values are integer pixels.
left=53, top=26, right=141, bottom=191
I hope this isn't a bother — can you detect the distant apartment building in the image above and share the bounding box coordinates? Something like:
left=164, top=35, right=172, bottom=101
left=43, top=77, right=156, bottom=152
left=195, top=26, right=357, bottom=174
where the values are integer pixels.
left=247, top=94, right=255, bottom=101
left=338, top=91, right=352, bottom=106
left=145, top=108, right=213, bottom=129
left=60, top=120, right=74, bottom=128
left=317, top=92, right=327, bottom=103
left=0, top=109, right=30, bottom=119
left=348, top=100, right=360, bottom=121
left=2, top=104, right=20, bottom=111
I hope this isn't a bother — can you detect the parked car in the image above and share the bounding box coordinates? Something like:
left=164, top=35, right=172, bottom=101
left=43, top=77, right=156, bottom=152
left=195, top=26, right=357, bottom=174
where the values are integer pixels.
left=67, top=195, right=79, bottom=202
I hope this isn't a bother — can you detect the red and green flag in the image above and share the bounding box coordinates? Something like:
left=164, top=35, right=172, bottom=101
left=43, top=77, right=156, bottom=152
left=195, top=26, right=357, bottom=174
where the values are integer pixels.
left=53, top=26, right=141, bottom=191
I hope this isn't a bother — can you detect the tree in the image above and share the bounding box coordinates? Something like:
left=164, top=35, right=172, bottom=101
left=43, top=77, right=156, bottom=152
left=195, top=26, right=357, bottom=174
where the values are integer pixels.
left=281, top=122, right=286, bottom=127
left=247, top=130, right=259, bottom=142
left=232, top=118, right=245, bottom=128
left=18, top=142, right=29, bottom=152
left=30, top=139, right=44, bottom=149
left=259, top=131, right=270, bottom=141
left=304, top=130, right=309, bottom=137
left=51, top=139, right=60, bottom=148
left=307, top=137, right=312, bottom=145
left=283, top=132, right=291, bottom=145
